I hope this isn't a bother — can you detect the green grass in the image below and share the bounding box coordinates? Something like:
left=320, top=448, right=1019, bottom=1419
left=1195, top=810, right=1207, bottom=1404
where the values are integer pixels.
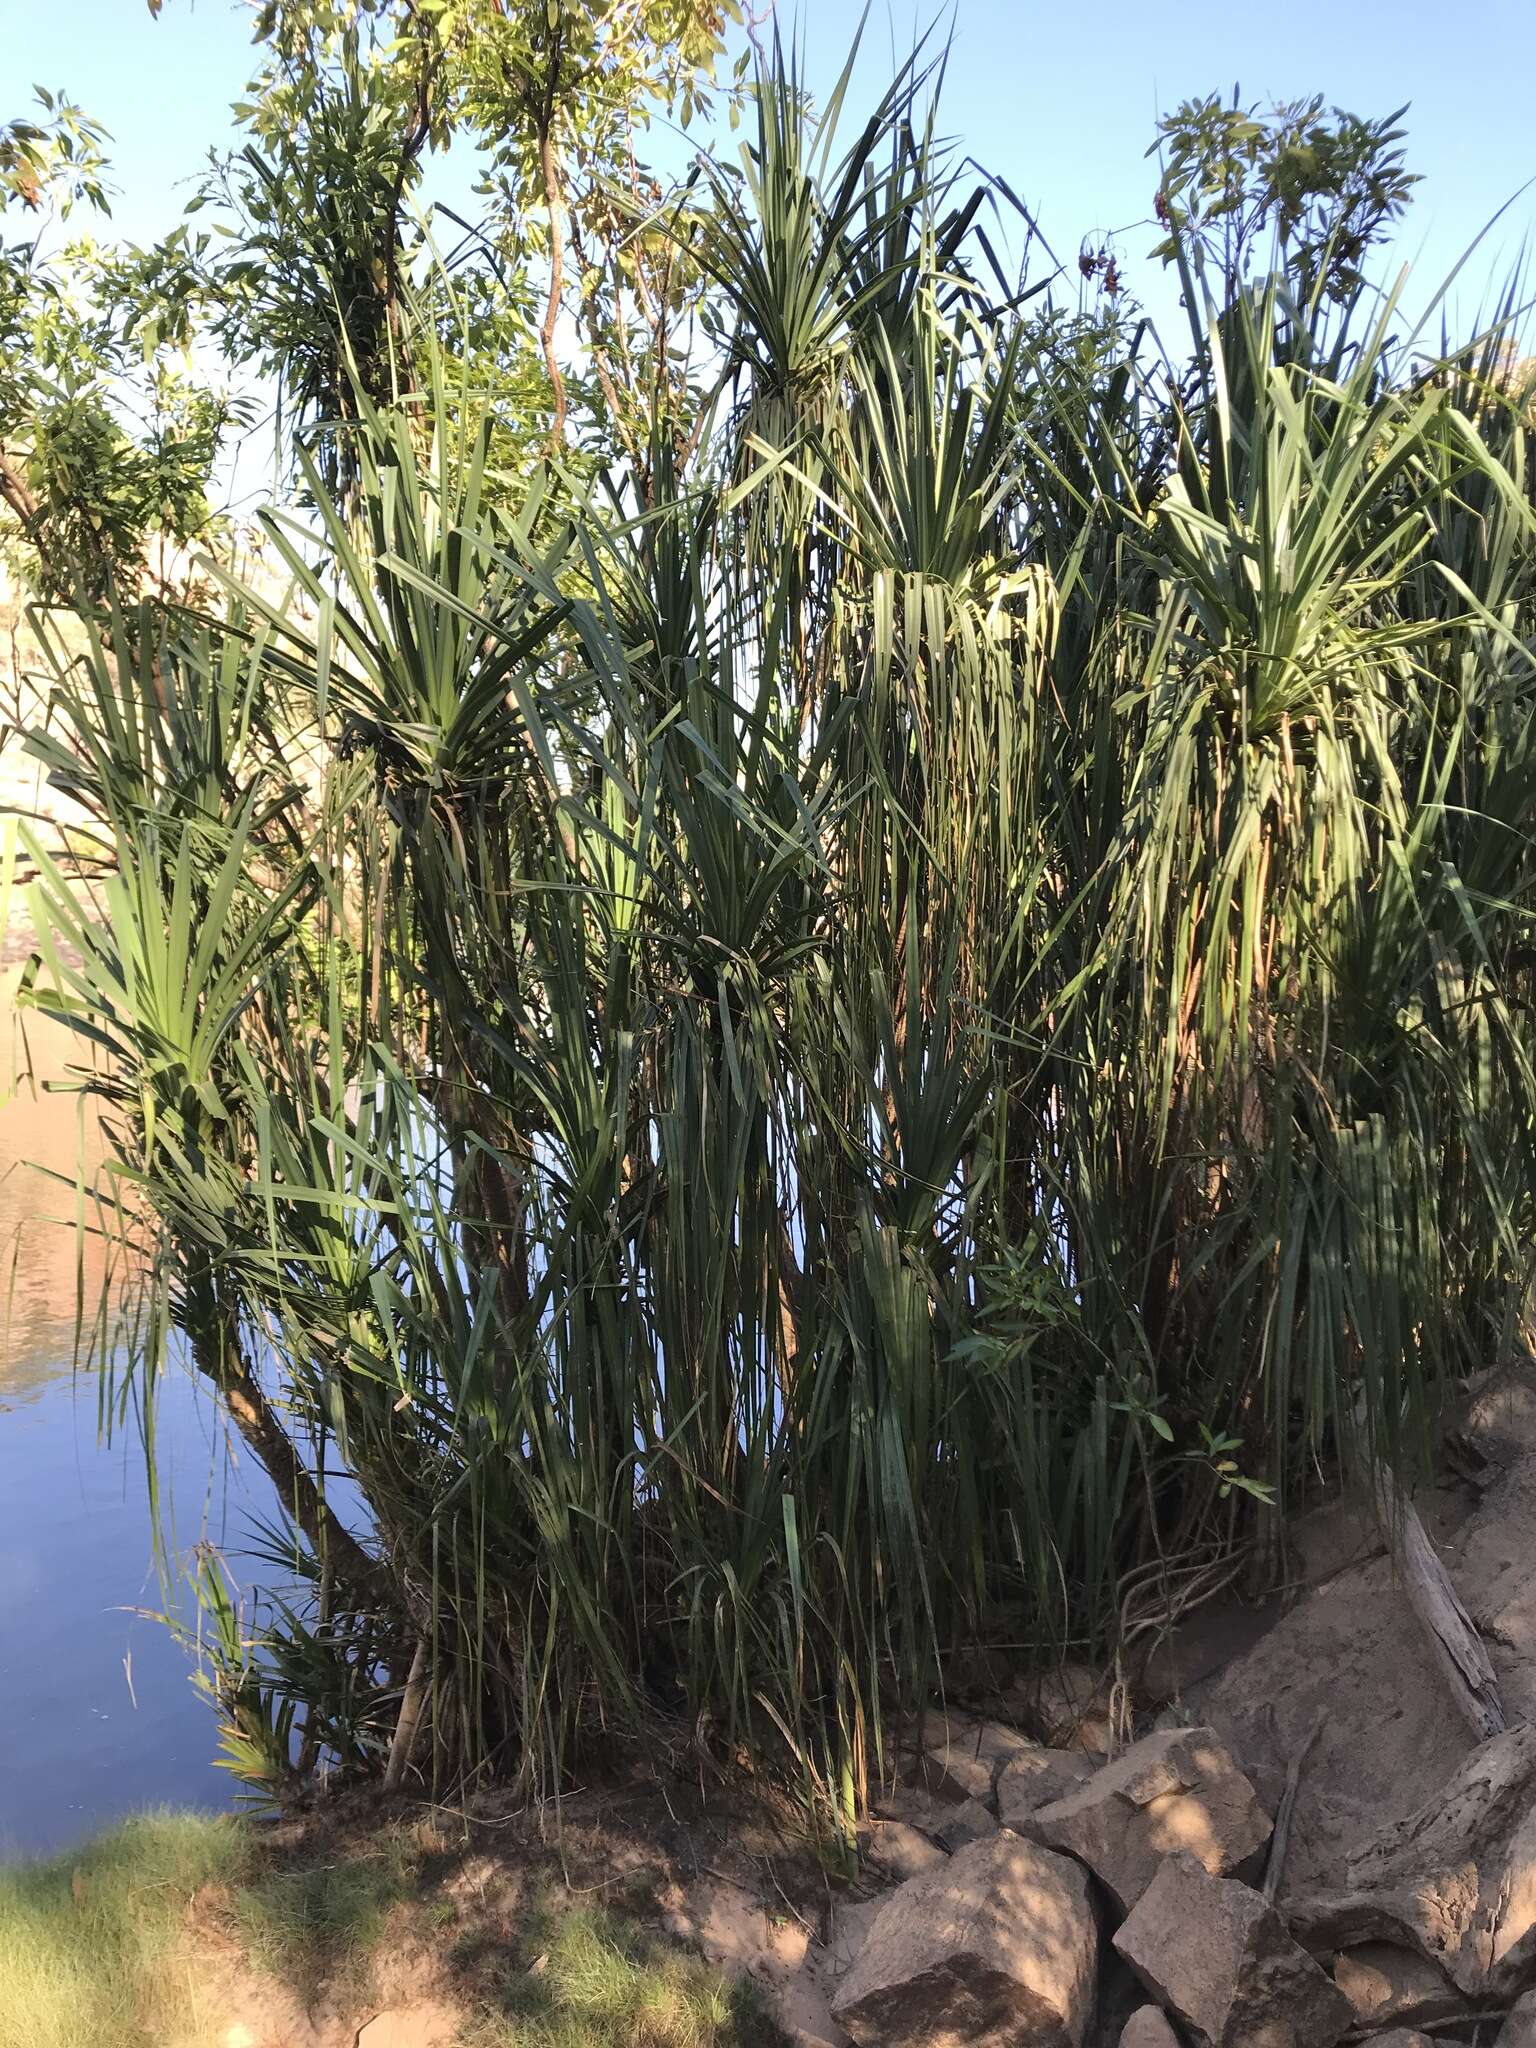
left=0, top=1811, right=245, bottom=2048
left=226, top=1821, right=429, bottom=2004
left=0, top=1812, right=781, bottom=2048
left=461, top=1904, right=781, bottom=2048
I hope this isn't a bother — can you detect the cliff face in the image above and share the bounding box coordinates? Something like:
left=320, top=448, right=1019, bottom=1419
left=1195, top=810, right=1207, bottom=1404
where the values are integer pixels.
left=1, top=578, right=115, bottom=1370
left=2, top=576, right=92, bottom=964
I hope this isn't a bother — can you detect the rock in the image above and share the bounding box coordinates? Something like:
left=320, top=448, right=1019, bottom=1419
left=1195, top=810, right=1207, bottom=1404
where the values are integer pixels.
left=831, top=1830, right=1098, bottom=2048
left=929, top=1796, right=998, bottom=1851
left=1331, top=1943, right=1465, bottom=2029
left=874, top=1781, right=949, bottom=1828
left=1287, top=1722, right=1536, bottom=1997
left=354, top=2005, right=459, bottom=2048
left=1090, top=1945, right=1163, bottom=2047
left=1192, top=1382, right=1536, bottom=1901
left=1450, top=1361, right=1536, bottom=1472
left=1190, top=1520, right=1478, bottom=1898
left=997, top=1748, right=1097, bottom=1832
left=910, top=1742, right=994, bottom=1807
left=904, top=1710, right=1038, bottom=1808
left=1018, top=1664, right=1117, bottom=1757
left=1357, top=2034, right=1435, bottom=2048
left=863, top=1817, right=950, bottom=1883
left=1438, top=1435, right=1536, bottom=1728
left=1500, top=1987, right=1536, bottom=2045
left=1118, top=2007, right=1180, bottom=2047
left=1113, top=1854, right=1350, bottom=2048
left=823, top=1898, right=886, bottom=1980
left=1032, top=1725, right=1272, bottom=1914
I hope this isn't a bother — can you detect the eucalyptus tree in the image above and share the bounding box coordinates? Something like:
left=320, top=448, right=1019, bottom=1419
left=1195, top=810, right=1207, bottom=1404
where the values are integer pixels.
left=2, top=0, right=736, bottom=596
left=204, top=0, right=741, bottom=486
left=0, top=93, right=237, bottom=596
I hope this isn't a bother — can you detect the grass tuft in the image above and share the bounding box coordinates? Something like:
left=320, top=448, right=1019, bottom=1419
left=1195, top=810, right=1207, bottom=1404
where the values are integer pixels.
left=0, top=1810, right=245, bottom=2048
left=229, top=1824, right=425, bottom=2002
left=463, top=1900, right=781, bottom=2048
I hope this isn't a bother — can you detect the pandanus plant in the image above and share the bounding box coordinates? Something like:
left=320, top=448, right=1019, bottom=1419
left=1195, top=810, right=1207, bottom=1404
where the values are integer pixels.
left=17, top=41, right=1536, bottom=1839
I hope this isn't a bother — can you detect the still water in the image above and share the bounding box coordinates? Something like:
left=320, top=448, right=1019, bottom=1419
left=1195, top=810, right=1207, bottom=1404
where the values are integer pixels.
left=0, top=977, right=266, bottom=1860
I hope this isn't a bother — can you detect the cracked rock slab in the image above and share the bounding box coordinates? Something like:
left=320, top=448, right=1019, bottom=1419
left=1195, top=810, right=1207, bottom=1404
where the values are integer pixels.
left=831, top=1830, right=1097, bottom=2048
left=1113, top=1853, right=1350, bottom=2048
left=1032, top=1724, right=1271, bottom=1914
left=1287, top=1722, right=1536, bottom=1999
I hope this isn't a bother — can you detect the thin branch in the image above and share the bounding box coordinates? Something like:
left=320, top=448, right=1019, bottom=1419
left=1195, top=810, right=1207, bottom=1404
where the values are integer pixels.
left=537, top=38, right=568, bottom=452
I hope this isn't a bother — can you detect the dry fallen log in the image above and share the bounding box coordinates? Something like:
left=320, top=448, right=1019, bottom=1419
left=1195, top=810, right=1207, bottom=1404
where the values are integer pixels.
left=1374, top=1466, right=1506, bottom=1741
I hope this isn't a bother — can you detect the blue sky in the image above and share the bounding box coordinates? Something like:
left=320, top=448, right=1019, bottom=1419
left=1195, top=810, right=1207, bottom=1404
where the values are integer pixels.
left=11, top=0, right=1535, bottom=328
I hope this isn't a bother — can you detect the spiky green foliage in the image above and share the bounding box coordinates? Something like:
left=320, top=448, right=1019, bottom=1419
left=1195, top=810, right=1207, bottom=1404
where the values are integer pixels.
left=18, top=45, right=1536, bottom=1839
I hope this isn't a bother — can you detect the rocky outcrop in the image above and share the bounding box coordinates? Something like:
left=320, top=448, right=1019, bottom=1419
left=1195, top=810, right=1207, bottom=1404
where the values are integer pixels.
left=902, top=1710, right=1045, bottom=1809
left=824, top=1430, right=1536, bottom=2047
left=1113, top=1854, right=1350, bottom=2048
left=1330, top=1942, right=1465, bottom=2031
left=861, top=1816, right=950, bottom=1884
left=831, top=1831, right=1098, bottom=2048
left=1192, top=1365, right=1536, bottom=1902
left=927, top=1796, right=998, bottom=1851
left=1288, top=1722, right=1536, bottom=1997
left=997, top=1748, right=1097, bottom=1832
left=1117, top=2007, right=1180, bottom=2047
left=1010, top=1662, right=1117, bottom=1756
left=1031, top=1725, right=1271, bottom=1913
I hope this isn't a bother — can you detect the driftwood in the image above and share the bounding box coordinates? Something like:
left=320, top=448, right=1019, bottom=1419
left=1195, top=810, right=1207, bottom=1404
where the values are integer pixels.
left=1288, top=1722, right=1536, bottom=1997
left=1374, top=1466, right=1507, bottom=1741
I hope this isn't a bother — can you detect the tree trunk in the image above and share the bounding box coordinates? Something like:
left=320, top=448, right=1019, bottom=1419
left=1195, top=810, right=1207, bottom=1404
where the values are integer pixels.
left=536, top=38, right=568, bottom=452
left=0, top=445, right=39, bottom=526
left=189, top=1301, right=384, bottom=1608
left=1375, top=1465, right=1507, bottom=1741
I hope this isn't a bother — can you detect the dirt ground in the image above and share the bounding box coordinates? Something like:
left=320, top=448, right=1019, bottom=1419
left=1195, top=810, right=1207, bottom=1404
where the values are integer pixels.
left=172, top=1768, right=856, bottom=2048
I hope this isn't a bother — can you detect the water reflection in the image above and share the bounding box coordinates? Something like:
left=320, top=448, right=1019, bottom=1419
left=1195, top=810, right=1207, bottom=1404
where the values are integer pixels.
left=0, top=974, right=264, bottom=1859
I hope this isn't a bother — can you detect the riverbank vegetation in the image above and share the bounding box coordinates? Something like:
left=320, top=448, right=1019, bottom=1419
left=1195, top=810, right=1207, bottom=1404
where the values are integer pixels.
left=7, top=3, right=1536, bottom=1845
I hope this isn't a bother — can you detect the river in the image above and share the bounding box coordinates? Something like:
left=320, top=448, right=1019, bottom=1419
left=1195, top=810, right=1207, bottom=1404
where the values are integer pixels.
left=0, top=972, right=265, bottom=1859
